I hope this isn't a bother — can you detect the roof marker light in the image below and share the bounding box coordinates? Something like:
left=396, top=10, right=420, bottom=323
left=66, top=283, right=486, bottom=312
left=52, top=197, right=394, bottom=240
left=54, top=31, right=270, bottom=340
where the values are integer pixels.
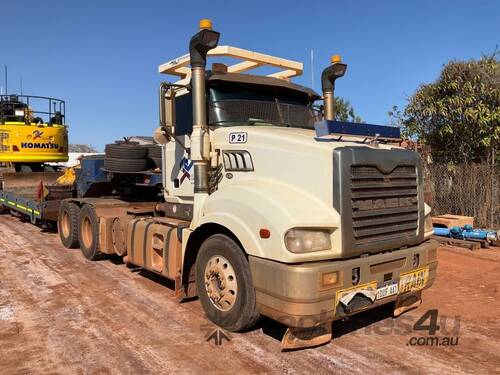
left=199, top=19, right=213, bottom=30
left=330, top=55, right=342, bottom=64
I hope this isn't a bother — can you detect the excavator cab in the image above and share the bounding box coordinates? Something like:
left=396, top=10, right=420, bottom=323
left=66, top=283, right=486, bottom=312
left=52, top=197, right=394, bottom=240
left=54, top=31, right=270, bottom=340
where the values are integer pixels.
left=0, top=94, right=69, bottom=167
left=0, top=95, right=29, bottom=122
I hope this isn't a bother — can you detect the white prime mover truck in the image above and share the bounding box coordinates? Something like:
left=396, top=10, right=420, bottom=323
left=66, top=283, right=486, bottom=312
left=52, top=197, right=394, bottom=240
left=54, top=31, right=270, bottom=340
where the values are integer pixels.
left=56, top=20, right=438, bottom=350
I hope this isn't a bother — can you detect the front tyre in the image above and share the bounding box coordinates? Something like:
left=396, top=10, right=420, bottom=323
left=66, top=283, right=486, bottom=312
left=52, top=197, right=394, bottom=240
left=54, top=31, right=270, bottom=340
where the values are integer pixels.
left=196, top=234, right=260, bottom=332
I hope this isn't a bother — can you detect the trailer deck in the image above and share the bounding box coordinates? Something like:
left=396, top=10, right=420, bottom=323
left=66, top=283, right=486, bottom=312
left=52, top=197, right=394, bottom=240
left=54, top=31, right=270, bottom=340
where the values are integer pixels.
left=0, top=171, right=65, bottom=222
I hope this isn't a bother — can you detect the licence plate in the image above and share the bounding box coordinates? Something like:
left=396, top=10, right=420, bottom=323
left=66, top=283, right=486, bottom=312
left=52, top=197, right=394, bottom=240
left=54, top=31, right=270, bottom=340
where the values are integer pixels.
left=335, top=281, right=377, bottom=307
left=376, top=282, right=398, bottom=300
left=399, top=267, right=429, bottom=293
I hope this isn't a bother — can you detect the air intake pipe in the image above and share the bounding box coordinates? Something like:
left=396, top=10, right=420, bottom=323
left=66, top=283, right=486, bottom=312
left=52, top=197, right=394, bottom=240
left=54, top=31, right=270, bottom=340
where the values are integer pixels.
left=189, top=19, right=220, bottom=196
left=321, top=55, right=347, bottom=121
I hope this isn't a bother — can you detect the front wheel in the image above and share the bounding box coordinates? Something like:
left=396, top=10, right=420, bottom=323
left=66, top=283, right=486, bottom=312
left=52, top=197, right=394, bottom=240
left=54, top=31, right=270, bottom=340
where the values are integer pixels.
left=196, top=234, right=260, bottom=332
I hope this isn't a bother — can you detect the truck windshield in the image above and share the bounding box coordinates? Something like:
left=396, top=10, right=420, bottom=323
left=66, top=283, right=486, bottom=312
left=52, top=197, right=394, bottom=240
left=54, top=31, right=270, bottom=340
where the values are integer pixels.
left=208, top=88, right=320, bottom=128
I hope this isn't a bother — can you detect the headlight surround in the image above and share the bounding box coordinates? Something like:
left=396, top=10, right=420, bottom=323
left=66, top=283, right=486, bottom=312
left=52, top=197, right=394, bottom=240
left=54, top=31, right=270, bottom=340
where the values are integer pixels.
left=285, top=228, right=332, bottom=253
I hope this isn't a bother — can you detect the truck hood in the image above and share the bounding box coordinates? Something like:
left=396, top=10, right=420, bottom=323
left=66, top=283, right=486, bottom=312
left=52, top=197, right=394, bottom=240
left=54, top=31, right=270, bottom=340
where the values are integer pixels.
left=212, top=125, right=400, bottom=152
left=208, top=125, right=422, bottom=263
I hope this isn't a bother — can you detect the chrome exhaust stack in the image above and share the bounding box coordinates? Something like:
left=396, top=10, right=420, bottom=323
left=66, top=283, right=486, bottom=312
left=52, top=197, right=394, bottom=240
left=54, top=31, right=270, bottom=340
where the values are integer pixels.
left=321, top=55, right=347, bottom=121
left=189, top=19, right=220, bottom=196
left=189, top=20, right=220, bottom=223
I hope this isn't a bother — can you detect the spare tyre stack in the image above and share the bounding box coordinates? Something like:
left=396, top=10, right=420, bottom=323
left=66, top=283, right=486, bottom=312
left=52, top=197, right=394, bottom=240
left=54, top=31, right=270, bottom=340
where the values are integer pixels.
left=148, top=144, right=162, bottom=170
left=104, top=143, right=149, bottom=173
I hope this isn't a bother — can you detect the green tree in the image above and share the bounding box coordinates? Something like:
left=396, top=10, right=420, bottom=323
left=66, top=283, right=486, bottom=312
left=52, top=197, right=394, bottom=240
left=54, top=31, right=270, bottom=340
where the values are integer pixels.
left=334, top=96, right=363, bottom=123
left=390, top=52, right=500, bottom=164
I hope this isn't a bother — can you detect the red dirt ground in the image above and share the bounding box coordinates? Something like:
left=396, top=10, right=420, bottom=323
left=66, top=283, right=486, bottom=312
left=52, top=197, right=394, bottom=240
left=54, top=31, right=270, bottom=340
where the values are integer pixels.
left=0, top=215, right=499, bottom=374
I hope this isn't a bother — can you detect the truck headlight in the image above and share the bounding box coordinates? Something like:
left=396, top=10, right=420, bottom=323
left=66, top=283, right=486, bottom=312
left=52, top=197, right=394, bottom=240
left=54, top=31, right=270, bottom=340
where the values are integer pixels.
left=285, top=229, right=332, bottom=253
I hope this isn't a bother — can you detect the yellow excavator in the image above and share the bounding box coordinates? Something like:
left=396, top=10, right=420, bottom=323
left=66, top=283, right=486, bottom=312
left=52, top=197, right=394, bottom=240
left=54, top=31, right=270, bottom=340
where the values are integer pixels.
left=0, top=94, right=68, bottom=171
left=0, top=94, right=70, bottom=217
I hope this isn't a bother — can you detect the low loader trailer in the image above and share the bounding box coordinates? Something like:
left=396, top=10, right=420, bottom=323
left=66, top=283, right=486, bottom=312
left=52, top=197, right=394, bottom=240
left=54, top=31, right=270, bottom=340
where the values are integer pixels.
left=0, top=154, right=162, bottom=225
left=1, top=20, right=438, bottom=350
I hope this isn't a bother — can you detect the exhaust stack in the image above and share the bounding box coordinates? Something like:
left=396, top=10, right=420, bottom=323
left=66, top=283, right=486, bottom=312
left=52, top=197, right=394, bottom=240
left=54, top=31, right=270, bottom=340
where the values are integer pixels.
left=189, top=19, right=220, bottom=196
left=321, top=55, right=347, bottom=121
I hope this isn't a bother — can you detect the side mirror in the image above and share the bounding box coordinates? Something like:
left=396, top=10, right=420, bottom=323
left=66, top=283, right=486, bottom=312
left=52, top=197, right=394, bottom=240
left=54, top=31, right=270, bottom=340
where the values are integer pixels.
left=159, top=82, right=177, bottom=143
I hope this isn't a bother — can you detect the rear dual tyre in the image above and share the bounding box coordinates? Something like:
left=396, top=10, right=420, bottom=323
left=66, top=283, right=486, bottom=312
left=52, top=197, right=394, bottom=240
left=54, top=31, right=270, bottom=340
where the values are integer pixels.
left=78, top=204, right=104, bottom=261
left=58, top=200, right=80, bottom=248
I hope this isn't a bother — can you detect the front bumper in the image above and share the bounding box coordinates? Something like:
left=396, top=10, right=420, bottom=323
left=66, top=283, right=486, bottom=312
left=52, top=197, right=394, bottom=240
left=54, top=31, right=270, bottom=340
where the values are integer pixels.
left=249, top=239, right=438, bottom=328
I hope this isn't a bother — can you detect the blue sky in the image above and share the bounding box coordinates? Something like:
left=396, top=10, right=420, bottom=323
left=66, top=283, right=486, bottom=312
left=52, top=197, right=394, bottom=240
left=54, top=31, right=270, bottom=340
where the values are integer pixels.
left=2, top=0, right=499, bottom=150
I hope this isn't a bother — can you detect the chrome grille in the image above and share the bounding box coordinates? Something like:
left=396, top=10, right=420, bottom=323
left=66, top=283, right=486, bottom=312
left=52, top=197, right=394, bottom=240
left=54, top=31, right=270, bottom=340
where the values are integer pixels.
left=222, top=150, right=254, bottom=172
left=351, top=165, right=418, bottom=245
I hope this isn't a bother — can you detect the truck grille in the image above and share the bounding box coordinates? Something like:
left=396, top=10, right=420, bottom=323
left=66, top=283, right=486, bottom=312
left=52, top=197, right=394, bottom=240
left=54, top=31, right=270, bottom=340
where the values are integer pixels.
left=351, top=165, right=418, bottom=245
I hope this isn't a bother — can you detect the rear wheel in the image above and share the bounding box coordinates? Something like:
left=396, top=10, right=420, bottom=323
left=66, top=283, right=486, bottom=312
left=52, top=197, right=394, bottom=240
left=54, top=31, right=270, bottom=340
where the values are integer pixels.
left=195, top=234, right=260, bottom=331
left=58, top=200, right=80, bottom=248
left=78, top=204, right=103, bottom=260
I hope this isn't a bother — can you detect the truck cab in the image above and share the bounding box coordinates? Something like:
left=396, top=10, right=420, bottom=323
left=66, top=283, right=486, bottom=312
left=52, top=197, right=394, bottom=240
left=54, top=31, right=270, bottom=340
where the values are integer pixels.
left=154, top=21, right=438, bottom=348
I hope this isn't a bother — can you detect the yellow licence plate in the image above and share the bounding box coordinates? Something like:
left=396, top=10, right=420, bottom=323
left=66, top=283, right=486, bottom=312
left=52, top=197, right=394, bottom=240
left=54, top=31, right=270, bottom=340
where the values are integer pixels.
left=399, top=266, right=429, bottom=293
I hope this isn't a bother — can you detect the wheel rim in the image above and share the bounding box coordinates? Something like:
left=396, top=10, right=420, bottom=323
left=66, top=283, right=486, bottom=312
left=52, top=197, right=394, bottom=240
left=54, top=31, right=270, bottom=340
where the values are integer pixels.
left=204, top=255, right=238, bottom=312
left=61, top=211, right=70, bottom=238
left=81, top=216, right=93, bottom=249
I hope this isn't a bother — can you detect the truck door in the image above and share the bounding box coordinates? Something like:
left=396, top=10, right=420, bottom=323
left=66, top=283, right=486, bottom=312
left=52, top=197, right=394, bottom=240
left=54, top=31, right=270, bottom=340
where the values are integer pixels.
left=163, top=92, right=194, bottom=203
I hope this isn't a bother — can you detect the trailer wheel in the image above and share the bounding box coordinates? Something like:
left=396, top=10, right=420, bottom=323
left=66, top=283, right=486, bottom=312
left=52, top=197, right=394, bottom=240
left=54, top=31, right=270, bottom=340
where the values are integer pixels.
left=196, top=234, right=260, bottom=332
left=78, top=204, right=103, bottom=260
left=58, top=201, right=80, bottom=248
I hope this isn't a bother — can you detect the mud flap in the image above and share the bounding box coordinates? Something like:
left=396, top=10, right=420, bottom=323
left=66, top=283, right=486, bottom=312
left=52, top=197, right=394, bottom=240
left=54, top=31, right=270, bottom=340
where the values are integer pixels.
left=394, top=291, right=422, bottom=317
left=176, top=264, right=198, bottom=302
left=281, top=323, right=332, bottom=351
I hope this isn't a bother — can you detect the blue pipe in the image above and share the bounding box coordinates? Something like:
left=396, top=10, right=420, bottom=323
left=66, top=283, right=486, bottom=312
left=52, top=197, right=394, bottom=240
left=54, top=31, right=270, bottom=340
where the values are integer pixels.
left=433, top=227, right=451, bottom=237
left=433, top=225, right=499, bottom=243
